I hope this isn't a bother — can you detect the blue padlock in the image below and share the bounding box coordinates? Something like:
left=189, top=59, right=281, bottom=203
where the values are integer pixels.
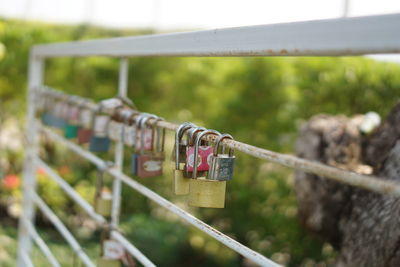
left=89, top=114, right=111, bottom=153
left=41, top=112, right=52, bottom=126
left=89, top=136, right=111, bottom=153
left=131, top=154, right=138, bottom=175
left=53, top=116, right=67, bottom=129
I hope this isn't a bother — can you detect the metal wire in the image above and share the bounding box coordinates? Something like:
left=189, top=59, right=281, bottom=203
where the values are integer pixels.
left=37, top=86, right=400, bottom=197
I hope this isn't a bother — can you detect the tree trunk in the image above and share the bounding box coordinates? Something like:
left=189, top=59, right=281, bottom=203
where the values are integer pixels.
left=295, top=103, right=400, bottom=267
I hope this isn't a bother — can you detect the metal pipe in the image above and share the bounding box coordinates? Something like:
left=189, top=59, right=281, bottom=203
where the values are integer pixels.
left=112, top=57, right=129, bottom=228
left=111, top=231, right=156, bottom=267
left=37, top=87, right=400, bottom=197
left=17, top=54, right=44, bottom=267
left=32, top=14, right=400, bottom=58
left=24, top=218, right=61, bottom=267
left=40, top=126, right=280, bottom=267
left=31, top=191, right=96, bottom=267
left=21, top=252, right=34, bottom=267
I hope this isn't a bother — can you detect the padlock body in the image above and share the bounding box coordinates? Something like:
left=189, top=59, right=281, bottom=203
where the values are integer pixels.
left=52, top=116, right=67, bottom=129
left=41, top=112, right=53, bottom=126
left=189, top=179, right=226, bottom=208
left=137, top=155, right=163, bottom=178
left=208, top=155, right=235, bottom=181
left=186, top=146, right=213, bottom=172
left=173, top=168, right=190, bottom=195
left=77, top=128, right=93, bottom=144
left=108, top=121, right=122, bottom=141
left=131, top=154, right=139, bottom=175
left=64, top=124, right=79, bottom=139
left=97, top=258, right=121, bottom=267
left=89, top=136, right=110, bottom=152
left=124, top=125, right=136, bottom=146
left=94, top=197, right=112, bottom=217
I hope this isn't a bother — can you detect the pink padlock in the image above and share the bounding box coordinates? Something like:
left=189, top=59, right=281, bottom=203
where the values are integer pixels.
left=186, top=146, right=213, bottom=172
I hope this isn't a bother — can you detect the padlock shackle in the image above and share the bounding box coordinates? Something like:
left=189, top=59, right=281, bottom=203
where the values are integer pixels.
left=151, top=117, right=166, bottom=154
left=192, top=129, right=221, bottom=179
left=138, top=114, right=158, bottom=153
left=175, top=122, right=194, bottom=169
left=214, top=134, right=234, bottom=157
left=187, top=127, right=206, bottom=146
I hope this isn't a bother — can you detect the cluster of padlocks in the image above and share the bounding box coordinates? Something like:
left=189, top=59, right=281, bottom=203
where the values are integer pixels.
left=37, top=91, right=236, bottom=265
left=38, top=92, right=235, bottom=210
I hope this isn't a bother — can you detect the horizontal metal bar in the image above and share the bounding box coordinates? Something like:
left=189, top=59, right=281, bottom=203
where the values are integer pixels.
left=39, top=87, right=400, bottom=197
left=24, top=218, right=61, bottom=267
left=40, top=126, right=280, bottom=267
left=32, top=14, right=400, bottom=58
left=111, top=231, right=156, bottom=267
left=31, top=191, right=95, bottom=267
left=35, top=158, right=106, bottom=225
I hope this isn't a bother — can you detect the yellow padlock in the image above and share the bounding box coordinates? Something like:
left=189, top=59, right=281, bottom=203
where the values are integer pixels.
left=188, top=129, right=227, bottom=208
left=97, top=257, right=121, bottom=267
left=94, top=192, right=112, bottom=217
left=189, top=178, right=226, bottom=208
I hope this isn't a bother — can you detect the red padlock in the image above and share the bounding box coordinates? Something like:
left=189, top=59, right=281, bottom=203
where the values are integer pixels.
left=186, top=146, right=213, bottom=172
left=78, top=107, right=94, bottom=144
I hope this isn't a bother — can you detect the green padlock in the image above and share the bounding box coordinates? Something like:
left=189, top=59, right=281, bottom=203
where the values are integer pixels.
left=64, top=98, right=81, bottom=139
left=64, top=124, right=79, bottom=139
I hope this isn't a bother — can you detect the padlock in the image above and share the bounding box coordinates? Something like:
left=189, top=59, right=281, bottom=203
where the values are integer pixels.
left=97, top=238, right=123, bottom=267
left=64, top=99, right=81, bottom=139
left=94, top=188, right=112, bottom=217
left=130, top=114, right=147, bottom=175
left=77, top=106, right=94, bottom=144
left=173, top=122, right=194, bottom=195
left=188, top=129, right=227, bottom=208
left=208, top=134, right=235, bottom=181
left=131, top=153, right=139, bottom=175
left=189, top=179, right=226, bottom=208
left=108, top=120, right=123, bottom=141
left=97, top=258, right=121, bottom=267
left=137, top=117, right=165, bottom=178
left=184, top=126, right=207, bottom=178
left=135, top=114, right=155, bottom=152
left=52, top=100, right=68, bottom=129
left=120, top=109, right=137, bottom=146
left=89, top=109, right=111, bottom=153
left=40, top=94, right=53, bottom=126
left=94, top=163, right=113, bottom=217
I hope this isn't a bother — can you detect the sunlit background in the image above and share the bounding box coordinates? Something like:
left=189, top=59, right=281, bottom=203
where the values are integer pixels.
left=0, top=1, right=400, bottom=266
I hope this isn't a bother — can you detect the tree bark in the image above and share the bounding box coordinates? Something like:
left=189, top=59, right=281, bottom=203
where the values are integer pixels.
left=295, top=103, right=400, bottom=267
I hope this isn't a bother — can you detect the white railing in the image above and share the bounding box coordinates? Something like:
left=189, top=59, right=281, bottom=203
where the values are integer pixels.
left=17, top=13, right=400, bottom=267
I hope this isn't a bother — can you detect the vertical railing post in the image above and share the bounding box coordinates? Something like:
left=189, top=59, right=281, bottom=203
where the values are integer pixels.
left=111, top=58, right=129, bottom=228
left=17, top=52, right=44, bottom=266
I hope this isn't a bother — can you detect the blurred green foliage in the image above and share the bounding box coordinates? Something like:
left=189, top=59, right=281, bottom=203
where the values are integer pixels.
left=0, top=18, right=400, bottom=266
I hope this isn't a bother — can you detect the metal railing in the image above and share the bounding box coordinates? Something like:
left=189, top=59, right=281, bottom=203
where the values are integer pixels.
left=16, top=13, right=400, bottom=267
